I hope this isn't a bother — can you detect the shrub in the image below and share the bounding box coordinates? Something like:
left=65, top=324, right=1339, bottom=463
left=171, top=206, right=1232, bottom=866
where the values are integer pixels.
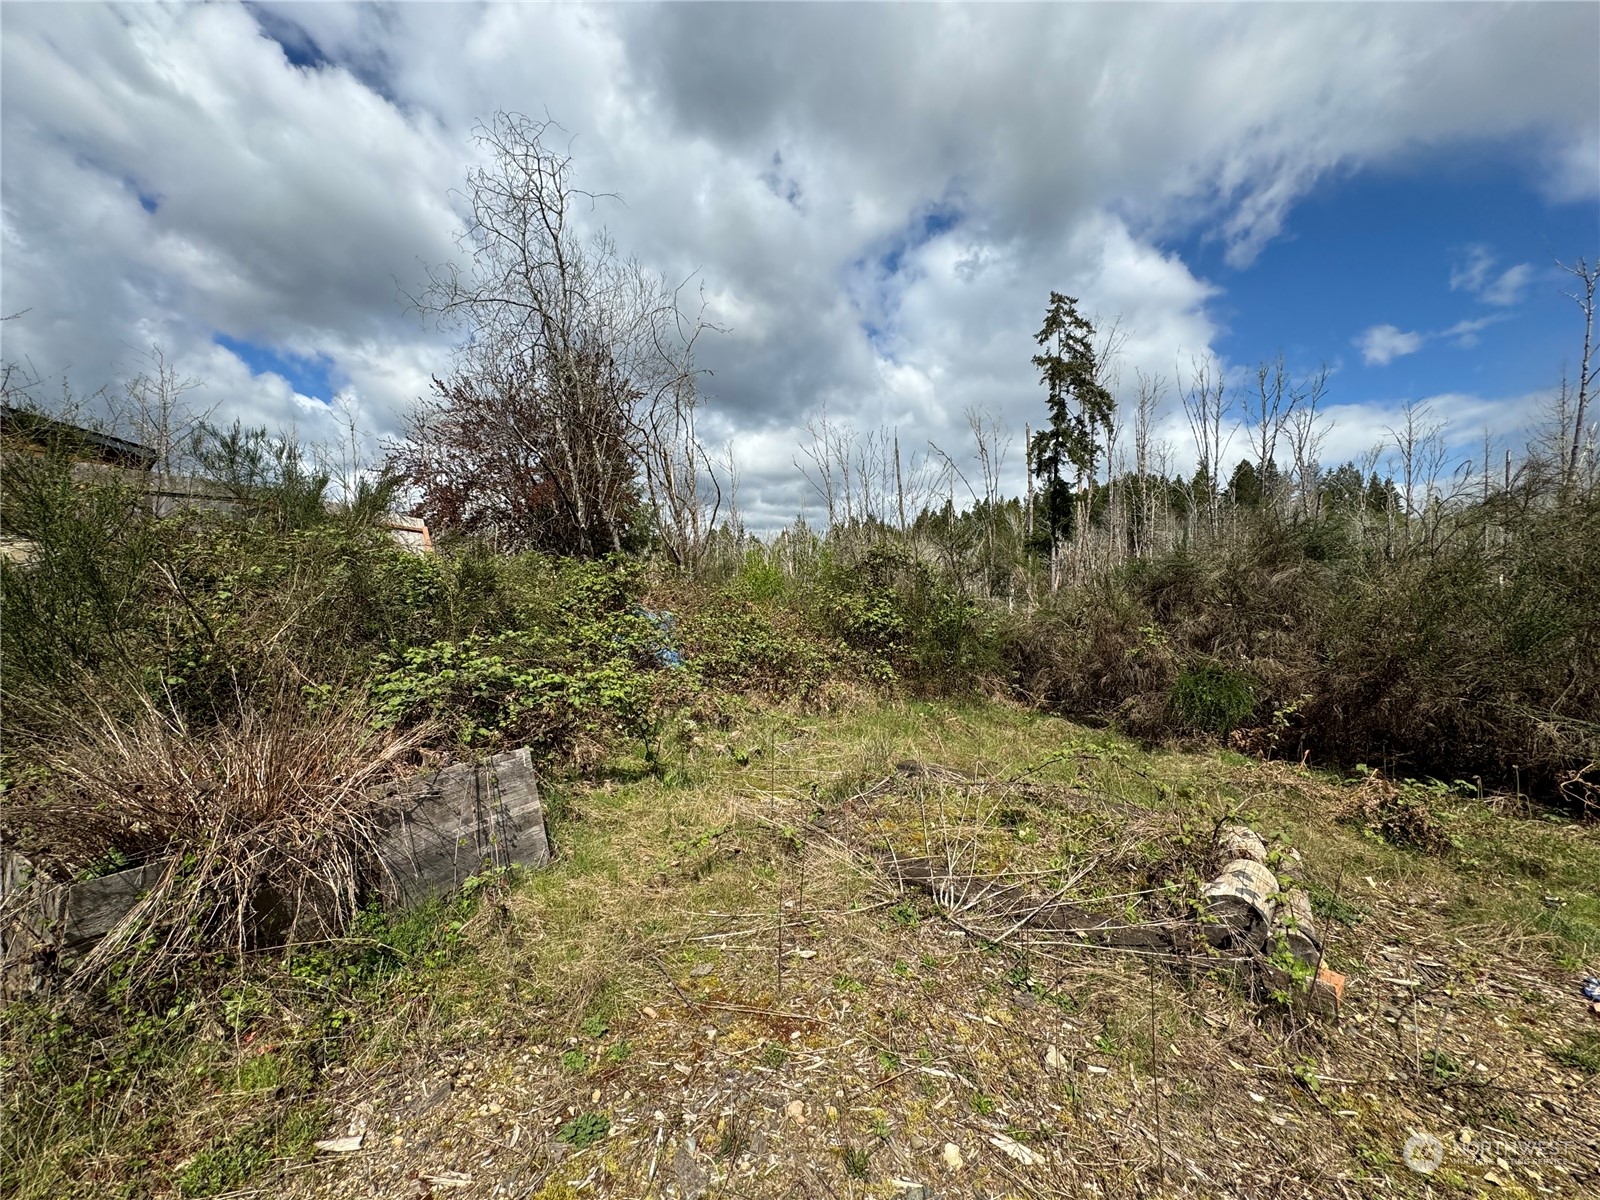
left=1168, top=664, right=1258, bottom=734
left=1337, top=768, right=1451, bottom=854
left=673, top=601, right=838, bottom=698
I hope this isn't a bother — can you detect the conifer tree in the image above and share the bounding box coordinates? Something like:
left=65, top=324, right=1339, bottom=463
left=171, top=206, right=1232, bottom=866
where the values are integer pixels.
left=1027, top=292, right=1114, bottom=545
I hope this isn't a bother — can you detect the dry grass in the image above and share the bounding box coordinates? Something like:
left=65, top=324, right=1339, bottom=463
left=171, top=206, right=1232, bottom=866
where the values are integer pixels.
left=3, top=697, right=1594, bottom=1198
left=1, top=687, right=430, bottom=987
left=261, top=700, right=1598, bottom=1200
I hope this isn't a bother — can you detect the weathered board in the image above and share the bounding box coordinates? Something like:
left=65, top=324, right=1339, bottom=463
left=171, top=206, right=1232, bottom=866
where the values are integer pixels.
left=0, top=748, right=548, bottom=986
left=376, top=746, right=549, bottom=906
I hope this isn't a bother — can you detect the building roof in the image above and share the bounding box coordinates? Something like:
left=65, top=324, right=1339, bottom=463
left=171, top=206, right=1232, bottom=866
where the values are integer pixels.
left=1, top=404, right=157, bottom=468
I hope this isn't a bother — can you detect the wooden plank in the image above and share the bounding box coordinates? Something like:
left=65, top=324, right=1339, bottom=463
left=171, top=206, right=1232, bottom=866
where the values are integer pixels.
left=1, top=749, right=549, bottom=971
left=375, top=748, right=549, bottom=907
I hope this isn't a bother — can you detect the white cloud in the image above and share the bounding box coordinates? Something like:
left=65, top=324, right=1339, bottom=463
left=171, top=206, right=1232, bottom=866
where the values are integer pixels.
left=1480, top=262, right=1534, bottom=307
left=1, top=2, right=1595, bottom=531
left=1440, top=314, right=1507, bottom=348
left=1356, top=311, right=1514, bottom=366
left=1357, top=324, right=1426, bottom=366
left=1543, top=131, right=1600, bottom=203
left=1450, top=245, right=1536, bottom=307
left=1449, top=245, right=1496, bottom=296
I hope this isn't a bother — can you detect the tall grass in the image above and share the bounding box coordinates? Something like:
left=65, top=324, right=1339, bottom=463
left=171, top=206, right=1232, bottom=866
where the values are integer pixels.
left=4, top=687, right=431, bottom=986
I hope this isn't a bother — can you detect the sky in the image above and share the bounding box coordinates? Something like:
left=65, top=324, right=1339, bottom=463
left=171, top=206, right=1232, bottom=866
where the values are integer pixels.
left=2, top=2, right=1597, bottom=529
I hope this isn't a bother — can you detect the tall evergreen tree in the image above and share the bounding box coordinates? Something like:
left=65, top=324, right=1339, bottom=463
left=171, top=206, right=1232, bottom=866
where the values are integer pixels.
left=1027, top=292, right=1114, bottom=545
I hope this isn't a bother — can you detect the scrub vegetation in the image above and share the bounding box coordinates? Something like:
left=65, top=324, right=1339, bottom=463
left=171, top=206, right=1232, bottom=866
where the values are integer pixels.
left=1, top=117, right=1596, bottom=1198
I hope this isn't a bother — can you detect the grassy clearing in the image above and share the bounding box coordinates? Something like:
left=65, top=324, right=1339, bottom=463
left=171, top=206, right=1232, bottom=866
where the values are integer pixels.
left=12, top=697, right=1590, bottom=1198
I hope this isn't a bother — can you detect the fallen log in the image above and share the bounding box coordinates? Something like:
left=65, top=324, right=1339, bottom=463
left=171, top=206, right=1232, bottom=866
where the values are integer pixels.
left=1199, top=858, right=1279, bottom=950
left=1271, top=886, right=1322, bottom=968
left=889, top=856, right=1189, bottom=952
left=1217, top=824, right=1268, bottom=864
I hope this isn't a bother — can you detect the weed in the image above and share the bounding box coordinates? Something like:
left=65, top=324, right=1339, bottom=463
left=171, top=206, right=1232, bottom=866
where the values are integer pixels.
left=1169, top=665, right=1257, bottom=734
left=889, top=900, right=921, bottom=927
left=173, top=1105, right=321, bottom=1197
left=841, top=1144, right=871, bottom=1179
left=554, top=1112, right=610, bottom=1150
left=1290, top=1061, right=1322, bottom=1094
left=1306, top=880, right=1365, bottom=926
left=1422, top=1049, right=1461, bottom=1081
left=715, top=1117, right=750, bottom=1162
left=1548, top=1032, right=1600, bottom=1075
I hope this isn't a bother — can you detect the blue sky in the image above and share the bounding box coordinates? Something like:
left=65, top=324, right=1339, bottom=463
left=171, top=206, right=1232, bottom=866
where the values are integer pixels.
left=213, top=335, right=338, bottom=404
left=1178, top=146, right=1599, bottom=431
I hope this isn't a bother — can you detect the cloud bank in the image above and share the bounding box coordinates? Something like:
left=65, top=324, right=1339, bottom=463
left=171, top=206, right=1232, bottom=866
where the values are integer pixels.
left=2, top=2, right=1595, bottom=527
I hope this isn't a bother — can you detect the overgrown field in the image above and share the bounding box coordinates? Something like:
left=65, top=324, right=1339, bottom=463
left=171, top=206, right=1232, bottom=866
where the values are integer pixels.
left=5, top=699, right=1597, bottom=1199
left=2, top=445, right=1599, bottom=1198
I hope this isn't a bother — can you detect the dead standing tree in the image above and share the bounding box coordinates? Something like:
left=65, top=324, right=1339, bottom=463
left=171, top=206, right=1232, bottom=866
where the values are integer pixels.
left=399, top=112, right=718, bottom=560
left=1180, top=353, right=1234, bottom=542
left=1558, top=256, right=1598, bottom=493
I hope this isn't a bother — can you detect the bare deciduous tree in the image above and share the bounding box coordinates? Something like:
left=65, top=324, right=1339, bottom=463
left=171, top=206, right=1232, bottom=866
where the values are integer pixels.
left=1386, top=398, right=1451, bottom=551
left=1132, top=368, right=1166, bottom=558
left=116, top=345, right=213, bottom=481
left=1180, top=353, right=1234, bottom=539
left=1242, top=354, right=1300, bottom=509
left=1285, top=366, right=1330, bottom=521
left=796, top=406, right=845, bottom=529
left=399, top=111, right=718, bottom=559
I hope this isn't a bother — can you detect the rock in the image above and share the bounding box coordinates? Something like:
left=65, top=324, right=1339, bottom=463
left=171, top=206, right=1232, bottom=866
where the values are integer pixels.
left=674, top=1145, right=710, bottom=1200
left=893, top=1181, right=929, bottom=1200
left=1044, top=1044, right=1067, bottom=1072
left=942, top=1142, right=965, bottom=1171
left=785, top=1100, right=805, bottom=1122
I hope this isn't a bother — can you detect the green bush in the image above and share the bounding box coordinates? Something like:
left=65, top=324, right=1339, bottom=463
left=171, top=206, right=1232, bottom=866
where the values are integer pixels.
left=1168, top=665, right=1258, bottom=734
left=674, top=602, right=838, bottom=698
left=369, top=572, right=684, bottom=754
